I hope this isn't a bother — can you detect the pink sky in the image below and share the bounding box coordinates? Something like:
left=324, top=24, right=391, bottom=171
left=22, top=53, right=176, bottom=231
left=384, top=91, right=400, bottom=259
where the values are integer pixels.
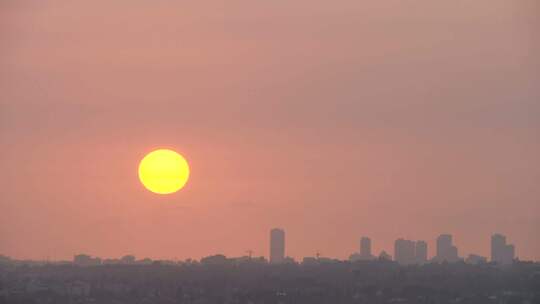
left=1, top=1, right=539, bottom=261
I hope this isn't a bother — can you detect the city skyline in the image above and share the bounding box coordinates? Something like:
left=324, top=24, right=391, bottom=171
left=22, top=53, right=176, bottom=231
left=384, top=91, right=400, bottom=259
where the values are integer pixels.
left=1, top=230, right=524, bottom=264
left=1, top=1, right=539, bottom=262
left=1, top=2, right=538, bottom=303
left=66, top=231, right=520, bottom=265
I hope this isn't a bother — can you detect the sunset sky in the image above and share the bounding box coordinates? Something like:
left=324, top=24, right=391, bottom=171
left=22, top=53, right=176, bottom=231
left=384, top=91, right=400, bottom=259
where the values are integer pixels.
left=1, top=1, right=539, bottom=261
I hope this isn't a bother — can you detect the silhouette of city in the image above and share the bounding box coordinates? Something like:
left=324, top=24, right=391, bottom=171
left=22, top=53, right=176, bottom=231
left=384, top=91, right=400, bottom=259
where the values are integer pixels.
left=2, top=1, right=538, bottom=303
left=1, top=229, right=538, bottom=303
left=56, top=230, right=521, bottom=267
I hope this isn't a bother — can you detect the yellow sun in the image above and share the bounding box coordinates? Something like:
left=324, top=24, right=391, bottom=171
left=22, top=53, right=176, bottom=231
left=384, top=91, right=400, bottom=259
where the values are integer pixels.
left=138, top=149, right=190, bottom=194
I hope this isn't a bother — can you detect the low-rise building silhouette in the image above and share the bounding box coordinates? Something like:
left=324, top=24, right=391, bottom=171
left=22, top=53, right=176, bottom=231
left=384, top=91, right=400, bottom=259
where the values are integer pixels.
left=378, top=250, right=392, bottom=261
left=466, top=254, right=488, bottom=265
left=73, top=254, right=101, bottom=266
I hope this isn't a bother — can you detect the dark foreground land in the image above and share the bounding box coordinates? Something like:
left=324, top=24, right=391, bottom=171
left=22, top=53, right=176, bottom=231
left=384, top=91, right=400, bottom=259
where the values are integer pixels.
left=1, top=259, right=539, bottom=304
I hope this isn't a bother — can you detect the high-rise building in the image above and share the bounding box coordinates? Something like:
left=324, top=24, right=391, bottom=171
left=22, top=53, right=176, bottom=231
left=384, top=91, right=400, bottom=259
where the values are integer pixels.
left=506, top=244, right=515, bottom=263
left=415, top=240, right=428, bottom=264
left=436, top=234, right=452, bottom=258
left=491, top=234, right=515, bottom=265
left=349, top=236, right=375, bottom=262
left=435, top=234, right=459, bottom=262
left=270, top=228, right=285, bottom=264
left=360, top=237, right=373, bottom=259
left=394, top=238, right=416, bottom=265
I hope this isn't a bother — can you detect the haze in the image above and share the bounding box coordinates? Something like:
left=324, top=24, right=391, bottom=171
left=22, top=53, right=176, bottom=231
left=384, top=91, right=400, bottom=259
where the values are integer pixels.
left=1, top=1, right=539, bottom=261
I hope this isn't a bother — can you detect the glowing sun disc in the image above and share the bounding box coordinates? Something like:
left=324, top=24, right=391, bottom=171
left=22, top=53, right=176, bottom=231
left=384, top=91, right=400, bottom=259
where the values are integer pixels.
left=138, top=149, right=190, bottom=194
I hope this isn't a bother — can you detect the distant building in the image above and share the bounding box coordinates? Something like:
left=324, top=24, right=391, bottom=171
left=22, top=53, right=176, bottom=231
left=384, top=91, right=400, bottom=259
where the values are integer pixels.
left=348, top=253, right=361, bottom=262
left=394, top=239, right=416, bottom=265
left=317, top=256, right=338, bottom=264
left=436, top=234, right=452, bottom=258
left=0, top=255, right=11, bottom=264
left=201, top=254, right=228, bottom=266
left=102, top=258, right=121, bottom=265
left=448, top=246, right=458, bottom=261
left=230, top=256, right=268, bottom=265
left=350, top=236, right=376, bottom=261
left=415, top=241, right=428, bottom=264
left=302, top=257, right=319, bottom=266
left=491, top=234, right=515, bottom=265
left=137, top=258, right=153, bottom=265
left=73, top=254, right=101, bottom=266
left=283, top=256, right=296, bottom=264
left=466, top=254, right=487, bottom=265
left=360, top=237, right=374, bottom=259
left=378, top=250, right=392, bottom=261
left=434, top=234, right=459, bottom=262
left=120, top=255, right=136, bottom=264
left=270, top=228, right=285, bottom=264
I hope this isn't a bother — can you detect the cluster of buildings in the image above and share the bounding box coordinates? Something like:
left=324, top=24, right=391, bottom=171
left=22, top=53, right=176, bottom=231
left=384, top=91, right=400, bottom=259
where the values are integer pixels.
left=385, top=234, right=462, bottom=264
left=68, top=229, right=516, bottom=267
left=73, top=254, right=157, bottom=266
left=393, top=239, right=428, bottom=265
left=269, top=228, right=517, bottom=266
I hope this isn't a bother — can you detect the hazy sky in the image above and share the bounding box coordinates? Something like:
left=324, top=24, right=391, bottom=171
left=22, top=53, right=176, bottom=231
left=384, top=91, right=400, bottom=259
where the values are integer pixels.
left=1, top=1, right=539, bottom=261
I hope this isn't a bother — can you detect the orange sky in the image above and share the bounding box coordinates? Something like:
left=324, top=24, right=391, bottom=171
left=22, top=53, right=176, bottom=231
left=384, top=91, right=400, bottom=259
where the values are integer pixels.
left=1, top=0, right=539, bottom=261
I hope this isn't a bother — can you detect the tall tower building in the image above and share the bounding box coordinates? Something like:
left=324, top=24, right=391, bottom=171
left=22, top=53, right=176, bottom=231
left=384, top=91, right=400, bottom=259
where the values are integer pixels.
left=435, top=234, right=459, bottom=262
left=415, top=240, right=428, bottom=264
left=491, top=233, right=506, bottom=262
left=491, top=234, right=515, bottom=265
left=360, top=237, right=372, bottom=258
left=394, top=238, right=416, bottom=265
left=436, top=234, right=452, bottom=258
left=270, top=228, right=285, bottom=264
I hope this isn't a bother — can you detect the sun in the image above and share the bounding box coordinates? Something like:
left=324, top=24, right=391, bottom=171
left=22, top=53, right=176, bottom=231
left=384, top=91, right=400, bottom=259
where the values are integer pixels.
left=138, top=149, right=190, bottom=194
